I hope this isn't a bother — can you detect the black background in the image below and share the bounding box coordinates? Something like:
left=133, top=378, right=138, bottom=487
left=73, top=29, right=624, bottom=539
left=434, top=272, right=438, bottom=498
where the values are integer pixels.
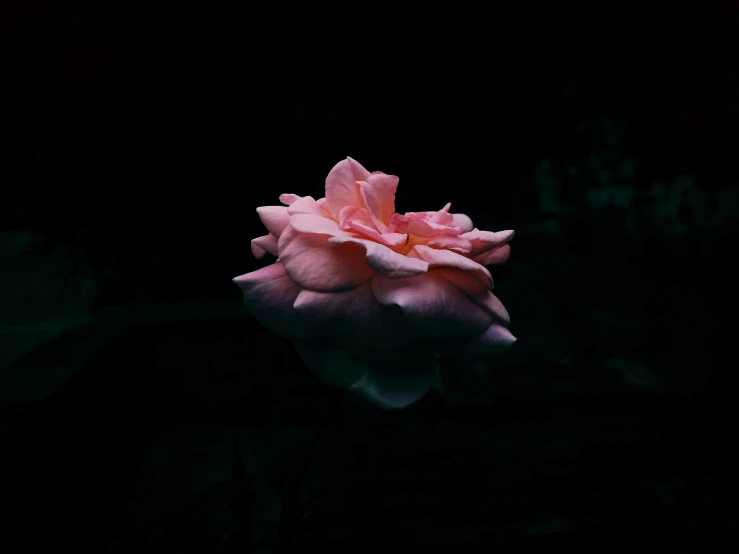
left=1, top=1, right=738, bottom=552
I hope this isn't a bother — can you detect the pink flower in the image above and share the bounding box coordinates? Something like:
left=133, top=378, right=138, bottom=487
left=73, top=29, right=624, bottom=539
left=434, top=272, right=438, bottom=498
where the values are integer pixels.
left=234, top=157, right=515, bottom=409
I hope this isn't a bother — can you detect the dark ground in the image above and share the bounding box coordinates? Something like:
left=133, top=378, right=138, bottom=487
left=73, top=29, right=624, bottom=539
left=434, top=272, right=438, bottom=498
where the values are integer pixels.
left=1, top=1, right=738, bottom=552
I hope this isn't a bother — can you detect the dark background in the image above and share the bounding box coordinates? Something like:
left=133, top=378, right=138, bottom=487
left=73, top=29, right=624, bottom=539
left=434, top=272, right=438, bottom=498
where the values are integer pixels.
left=1, top=0, right=738, bottom=551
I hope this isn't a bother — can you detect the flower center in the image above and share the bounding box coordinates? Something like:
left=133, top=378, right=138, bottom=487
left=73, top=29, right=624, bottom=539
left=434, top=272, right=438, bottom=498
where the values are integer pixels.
left=398, top=233, right=427, bottom=256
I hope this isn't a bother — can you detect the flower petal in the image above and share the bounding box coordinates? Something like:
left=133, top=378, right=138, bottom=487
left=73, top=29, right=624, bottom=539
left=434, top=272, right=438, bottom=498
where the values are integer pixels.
left=279, top=225, right=373, bottom=291
left=429, top=203, right=455, bottom=226
left=451, top=212, right=474, bottom=232
left=287, top=195, right=325, bottom=217
left=431, top=268, right=511, bottom=325
left=232, top=262, right=312, bottom=337
left=279, top=193, right=300, bottom=206
left=339, top=205, right=407, bottom=246
left=356, top=181, right=388, bottom=233
left=288, top=213, right=347, bottom=237
left=251, top=234, right=278, bottom=258
left=256, top=206, right=290, bottom=237
left=292, top=283, right=405, bottom=353
left=366, top=172, right=399, bottom=225
left=461, top=323, right=517, bottom=356
left=461, top=229, right=515, bottom=257
left=329, top=236, right=429, bottom=279
left=410, top=244, right=492, bottom=288
left=389, top=212, right=462, bottom=238
left=371, top=272, right=494, bottom=339
left=426, top=235, right=473, bottom=253
left=316, top=197, right=333, bottom=219
left=472, top=243, right=511, bottom=265
left=325, top=157, right=371, bottom=219
left=346, top=221, right=408, bottom=247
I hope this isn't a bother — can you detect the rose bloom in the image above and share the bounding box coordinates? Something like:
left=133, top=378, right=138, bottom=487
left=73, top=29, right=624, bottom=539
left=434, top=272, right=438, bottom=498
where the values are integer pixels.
left=234, top=157, right=515, bottom=409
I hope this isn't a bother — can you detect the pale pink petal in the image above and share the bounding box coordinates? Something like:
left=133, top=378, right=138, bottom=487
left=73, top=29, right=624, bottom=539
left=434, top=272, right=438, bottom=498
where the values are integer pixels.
left=338, top=205, right=366, bottom=229
left=365, top=172, right=399, bottom=225
left=461, top=229, right=515, bottom=256
left=451, top=212, right=474, bottom=232
left=233, top=263, right=313, bottom=338
left=251, top=234, right=278, bottom=258
left=316, top=197, right=333, bottom=219
left=356, top=181, right=388, bottom=233
left=338, top=206, right=404, bottom=245
left=461, top=323, right=517, bottom=356
left=371, top=272, right=494, bottom=339
left=288, top=213, right=347, bottom=237
left=324, top=157, right=371, bottom=219
left=256, top=206, right=290, bottom=237
left=430, top=203, right=455, bottom=226
left=472, top=243, right=512, bottom=265
left=328, top=236, right=429, bottom=279
left=410, top=244, right=492, bottom=288
left=287, top=195, right=325, bottom=216
left=279, top=193, right=300, bottom=206
left=347, top=222, right=408, bottom=247
left=279, top=225, right=373, bottom=291
left=390, top=212, right=462, bottom=238
left=426, top=235, right=473, bottom=253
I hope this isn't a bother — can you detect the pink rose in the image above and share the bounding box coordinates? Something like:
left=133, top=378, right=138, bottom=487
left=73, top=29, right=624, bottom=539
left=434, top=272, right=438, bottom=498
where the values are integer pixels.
left=234, top=157, right=515, bottom=409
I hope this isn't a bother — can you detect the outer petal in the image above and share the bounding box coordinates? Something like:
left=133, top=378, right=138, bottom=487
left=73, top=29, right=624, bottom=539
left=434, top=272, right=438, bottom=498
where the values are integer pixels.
left=279, top=193, right=300, bottom=206
left=473, top=243, right=511, bottom=265
left=461, top=229, right=515, bottom=257
left=256, top=206, right=290, bottom=237
left=410, top=244, right=493, bottom=288
left=325, top=157, right=371, bottom=220
left=233, top=262, right=312, bottom=338
left=426, top=235, right=472, bottom=253
left=328, top=236, right=429, bottom=279
left=451, top=212, right=474, bottom=232
left=292, top=338, right=437, bottom=409
left=287, top=195, right=326, bottom=217
left=278, top=225, right=373, bottom=291
left=431, top=268, right=511, bottom=325
left=251, top=234, right=278, bottom=258
left=460, top=323, right=517, bottom=356
left=371, top=272, right=494, bottom=339
left=292, top=283, right=408, bottom=355
left=288, top=213, right=347, bottom=237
